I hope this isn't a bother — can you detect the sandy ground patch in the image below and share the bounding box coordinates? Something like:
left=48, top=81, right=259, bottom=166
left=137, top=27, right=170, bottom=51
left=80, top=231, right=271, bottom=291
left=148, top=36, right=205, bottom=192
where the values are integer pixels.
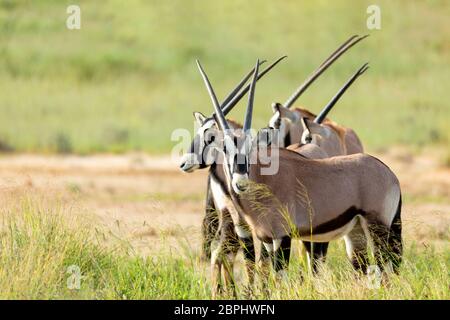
left=0, top=149, right=448, bottom=255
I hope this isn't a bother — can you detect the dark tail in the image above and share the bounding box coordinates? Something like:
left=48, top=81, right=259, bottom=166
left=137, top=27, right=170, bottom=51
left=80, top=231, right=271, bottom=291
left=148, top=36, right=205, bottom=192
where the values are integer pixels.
left=201, top=177, right=219, bottom=260
left=388, top=194, right=403, bottom=273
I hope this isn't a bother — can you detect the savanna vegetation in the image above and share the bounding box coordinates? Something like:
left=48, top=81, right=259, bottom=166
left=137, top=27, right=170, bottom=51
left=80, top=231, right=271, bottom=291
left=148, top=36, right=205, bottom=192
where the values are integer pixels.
left=0, top=196, right=448, bottom=299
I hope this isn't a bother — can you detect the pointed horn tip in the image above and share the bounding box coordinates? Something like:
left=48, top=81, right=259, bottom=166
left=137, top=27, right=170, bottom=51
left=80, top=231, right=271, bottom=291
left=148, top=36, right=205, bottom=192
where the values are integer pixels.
left=359, top=63, right=370, bottom=74
left=195, top=59, right=204, bottom=72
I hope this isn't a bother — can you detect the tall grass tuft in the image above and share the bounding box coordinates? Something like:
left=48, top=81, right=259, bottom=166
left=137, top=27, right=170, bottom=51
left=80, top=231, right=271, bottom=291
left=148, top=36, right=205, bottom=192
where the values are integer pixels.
left=0, top=196, right=447, bottom=299
left=0, top=197, right=209, bottom=299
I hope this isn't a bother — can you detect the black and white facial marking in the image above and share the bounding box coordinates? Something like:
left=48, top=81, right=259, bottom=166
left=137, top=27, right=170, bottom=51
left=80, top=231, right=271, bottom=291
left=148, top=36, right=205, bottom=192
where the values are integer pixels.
left=268, top=103, right=299, bottom=148
left=302, top=118, right=334, bottom=147
left=222, top=132, right=253, bottom=195
left=179, top=112, right=218, bottom=172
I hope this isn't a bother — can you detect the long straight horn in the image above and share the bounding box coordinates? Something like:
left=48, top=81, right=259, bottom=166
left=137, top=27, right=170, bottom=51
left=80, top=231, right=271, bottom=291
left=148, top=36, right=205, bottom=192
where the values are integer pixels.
left=314, top=62, right=369, bottom=124
left=243, top=59, right=260, bottom=132
left=283, top=34, right=369, bottom=109
left=196, top=59, right=230, bottom=131
left=220, top=60, right=266, bottom=108
left=318, top=35, right=358, bottom=68
left=222, top=55, right=287, bottom=115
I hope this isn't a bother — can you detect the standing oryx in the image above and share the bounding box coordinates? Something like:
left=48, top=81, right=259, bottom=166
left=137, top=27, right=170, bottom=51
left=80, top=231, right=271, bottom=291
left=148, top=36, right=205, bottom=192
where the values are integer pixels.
left=195, top=58, right=402, bottom=286
left=266, top=35, right=368, bottom=271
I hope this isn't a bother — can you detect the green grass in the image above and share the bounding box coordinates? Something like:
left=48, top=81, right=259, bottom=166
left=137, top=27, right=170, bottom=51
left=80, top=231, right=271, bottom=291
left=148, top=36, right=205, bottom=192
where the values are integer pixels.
left=0, top=197, right=209, bottom=299
left=0, top=0, right=448, bottom=154
left=0, top=196, right=448, bottom=299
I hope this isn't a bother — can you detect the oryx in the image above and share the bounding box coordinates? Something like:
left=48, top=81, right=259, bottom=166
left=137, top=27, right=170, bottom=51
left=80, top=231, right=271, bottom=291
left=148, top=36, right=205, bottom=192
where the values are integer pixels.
left=266, top=36, right=368, bottom=270
left=196, top=58, right=403, bottom=284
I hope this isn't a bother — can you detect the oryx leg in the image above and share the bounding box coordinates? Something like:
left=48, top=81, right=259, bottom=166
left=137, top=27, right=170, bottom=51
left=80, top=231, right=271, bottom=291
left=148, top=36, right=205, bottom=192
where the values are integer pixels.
left=210, top=209, right=239, bottom=299
left=344, top=216, right=369, bottom=274
left=202, top=181, right=219, bottom=260
left=367, top=221, right=391, bottom=274
left=236, top=224, right=256, bottom=296
left=273, top=236, right=292, bottom=275
left=388, top=198, right=403, bottom=274
left=302, top=241, right=329, bottom=274
left=363, top=197, right=402, bottom=277
left=258, top=241, right=272, bottom=298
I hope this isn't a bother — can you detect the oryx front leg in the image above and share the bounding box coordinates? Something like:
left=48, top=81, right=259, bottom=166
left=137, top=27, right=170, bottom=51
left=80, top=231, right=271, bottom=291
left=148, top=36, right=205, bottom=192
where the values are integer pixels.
left=302, top=241, right=329, bottom=275
left=273, top=237, right=291, bottom=278
left=261, top=237, right=291, bottom=279
left=210, top=216, right=239, bottom=299
left=236, top=224, right=256, bottom=297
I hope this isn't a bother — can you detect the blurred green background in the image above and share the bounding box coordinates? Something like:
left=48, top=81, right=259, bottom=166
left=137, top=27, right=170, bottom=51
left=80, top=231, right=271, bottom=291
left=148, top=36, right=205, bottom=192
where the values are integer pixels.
left=0, top=0, right=448, bottom=154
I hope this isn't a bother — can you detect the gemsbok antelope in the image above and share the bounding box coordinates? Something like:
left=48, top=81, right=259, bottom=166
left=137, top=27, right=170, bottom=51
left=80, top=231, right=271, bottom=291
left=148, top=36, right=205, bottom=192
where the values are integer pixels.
left=275, top=63, right=369, bottom=272
left=266, top=36, right=368, bottom=271
left=196, top=58, right=403, bottom=285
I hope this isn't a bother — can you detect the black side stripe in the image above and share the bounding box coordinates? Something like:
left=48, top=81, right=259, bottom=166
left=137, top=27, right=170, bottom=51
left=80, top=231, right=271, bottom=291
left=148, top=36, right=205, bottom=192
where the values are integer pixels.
left=298, top=206, right=365, bottom=236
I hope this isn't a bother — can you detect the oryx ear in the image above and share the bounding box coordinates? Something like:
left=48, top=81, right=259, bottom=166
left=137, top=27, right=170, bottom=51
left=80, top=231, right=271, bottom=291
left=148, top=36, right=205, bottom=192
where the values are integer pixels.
left=300, top=117, right=313, bottom=144
left=193, top=111, right=207, bottom=125
left=271, top=102, right=281, bottom=113
left=303, top=120, right=329, bottom=141
left=271, top=102, right=297, bottom=122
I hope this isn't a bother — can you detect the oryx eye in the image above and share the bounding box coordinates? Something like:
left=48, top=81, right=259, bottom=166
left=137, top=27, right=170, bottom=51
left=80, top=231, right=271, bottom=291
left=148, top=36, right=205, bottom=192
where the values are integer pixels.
left=204, top=129, right=215, bottom=144
left=207, top=135, right=215, bottom=144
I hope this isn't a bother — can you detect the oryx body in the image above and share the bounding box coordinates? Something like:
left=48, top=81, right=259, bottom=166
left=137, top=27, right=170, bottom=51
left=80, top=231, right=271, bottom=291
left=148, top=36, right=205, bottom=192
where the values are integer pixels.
left=269, top=106, right=364, bottom=155
left=211, top=147, right=402, bottom=275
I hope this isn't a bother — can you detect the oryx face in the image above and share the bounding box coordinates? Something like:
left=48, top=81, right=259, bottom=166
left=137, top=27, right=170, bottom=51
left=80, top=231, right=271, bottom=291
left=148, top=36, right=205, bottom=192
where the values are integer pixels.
left=269, top=103, right=302, bottom=147
left=179, top=112, right=218, bottom=172
left=224, top=131, right=253, bottom=194
left=193, top=58, right=261, bottom=194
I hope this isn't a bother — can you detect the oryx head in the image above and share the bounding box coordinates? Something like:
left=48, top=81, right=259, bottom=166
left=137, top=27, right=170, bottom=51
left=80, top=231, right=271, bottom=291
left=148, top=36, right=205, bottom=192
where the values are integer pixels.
left=179, top=57, right=286, bottom=173
left=270, top=62, right=370, bottom=149
left=269, top=34, right=369, bottom=148
left=193, top=59, right=261, bottom=194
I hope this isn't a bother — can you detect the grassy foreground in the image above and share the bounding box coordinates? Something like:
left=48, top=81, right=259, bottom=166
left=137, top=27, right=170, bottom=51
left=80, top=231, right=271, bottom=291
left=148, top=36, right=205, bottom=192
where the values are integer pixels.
left=0, top=196, right=448, bottom=299
left=0, top=1, right=449, bottom=154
